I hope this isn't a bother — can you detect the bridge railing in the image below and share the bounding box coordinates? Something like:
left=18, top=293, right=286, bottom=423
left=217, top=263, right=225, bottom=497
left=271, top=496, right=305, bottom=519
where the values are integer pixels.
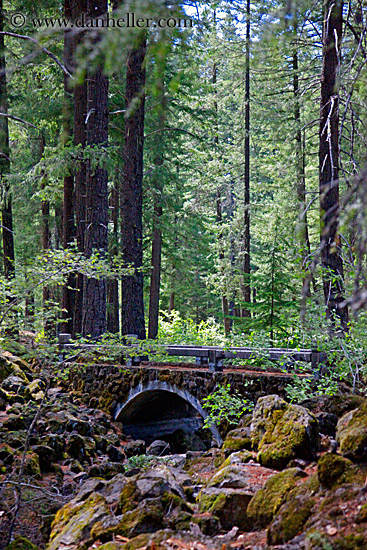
left=58, top=333, right=328, bottom=373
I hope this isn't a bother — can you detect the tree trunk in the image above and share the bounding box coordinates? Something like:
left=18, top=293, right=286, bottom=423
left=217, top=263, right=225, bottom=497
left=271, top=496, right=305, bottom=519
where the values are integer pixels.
left=40, top=132, right=53, bottom=336
left=82, top=0, right=109, bottom=338
left=73, top=0, right=88, bottom=336
left=121, top=34, right=147, bottom=339
left=107, top=184, right=120, bottom=333
left=61, top=0, right=75, bottom=335
left=212, top=42, right=230, bottom=336
left=0, top=2, right=15, bottom=283
left=242, top=0, right=251, bottom=318
left=319, top=0, right=348, bottom=330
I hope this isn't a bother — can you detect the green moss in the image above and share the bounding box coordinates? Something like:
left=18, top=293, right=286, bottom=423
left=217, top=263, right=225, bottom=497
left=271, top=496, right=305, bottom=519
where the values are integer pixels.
left=114, top=499, right=166, bottom=538
left=222, top=436, right=251, bottom=452
left=96, top=544, right=126, bottom=550
left=337, top=402, right=367, bottom=461
left=117, top=480, right=139, bottom=514
left=47, top=492, right=111, bottom=550
left=333, top=533, right=367, bottom=550
left=197, top=487, right=252, bottom=530
left=220, top=450, right=253, bottom=468
left=23, top=452, right=41, bottom=478
left=5, top=536, right=39, bottom=550
left=257, top=406, right=319, bottom=470
left=197, top=489, right=226, bottom=515
left=267, top=494, right=314, bottom=544
left=246, top=467, right=306, bottom=529
left=318, top=453, right=361, bottom=489
left=356, top=503, right=367, bottom=523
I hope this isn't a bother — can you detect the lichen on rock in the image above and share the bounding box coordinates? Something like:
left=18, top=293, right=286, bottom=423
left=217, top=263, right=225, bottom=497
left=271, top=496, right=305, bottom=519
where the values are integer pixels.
left=336, top=401, right=367, bottom=461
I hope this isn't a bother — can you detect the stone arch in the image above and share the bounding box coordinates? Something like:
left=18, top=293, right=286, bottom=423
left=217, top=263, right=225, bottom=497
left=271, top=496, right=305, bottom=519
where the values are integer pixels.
left=114, top=380, right=222, bottom=445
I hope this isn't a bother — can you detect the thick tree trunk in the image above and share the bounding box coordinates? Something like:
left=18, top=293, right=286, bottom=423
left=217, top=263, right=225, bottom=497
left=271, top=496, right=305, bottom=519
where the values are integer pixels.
left=319, top=0, right=348, bottom=330
left=121, top=35, right=147, bottom=339
left=62, top=0, right=75, bottom=335
left=0, top=3, right=15, bottom=283
left=242, top=0, right=251, bottom=318
left=107, top=184, right=120, bottom=333
left=73, top=0, right=88, bottom=336
left=82, top=0, right=109, bottom=338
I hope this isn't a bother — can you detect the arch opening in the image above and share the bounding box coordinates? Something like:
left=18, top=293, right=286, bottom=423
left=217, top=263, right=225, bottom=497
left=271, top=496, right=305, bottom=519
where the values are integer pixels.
left=114, top=381, right=222, bottom=447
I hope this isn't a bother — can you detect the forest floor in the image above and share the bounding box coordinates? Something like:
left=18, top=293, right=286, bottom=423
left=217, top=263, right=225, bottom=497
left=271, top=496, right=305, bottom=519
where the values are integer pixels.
left=1, top=346, right=367, bottom=550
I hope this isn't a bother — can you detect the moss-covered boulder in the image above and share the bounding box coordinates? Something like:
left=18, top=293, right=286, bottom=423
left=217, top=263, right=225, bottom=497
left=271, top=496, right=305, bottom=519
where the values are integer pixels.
left=250, top=395, right=288, bottom=450
left=197, top=487, right=253, bottom=530
left=251, top=396, right=320, bottom=470
left=47, top=492, right=112, bottom=550
left=246, top=467, right=307, bottom=529
left=5, top=536, right=39, bottom=550
left=336, top=402, right=367, bottom=461
left=1, top=375, right=26, bottom=393
left=0, top=352, right=30, bottom=384
left=267, top=493, right=314, bottom=545
left=222, top=427, right=252, bottom=453
left=220, top=450, right=253, bottom=468
left=318, top=453, right=362, bottom=489
left=23, top=452, right=41, bottom=478
left=304, top=394, right=366, bottom=418
left=66, top=433, right=86, bottom=460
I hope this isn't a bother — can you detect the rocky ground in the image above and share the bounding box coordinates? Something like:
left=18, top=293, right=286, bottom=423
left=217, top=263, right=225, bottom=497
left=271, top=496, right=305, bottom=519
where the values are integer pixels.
left=1, top=350, right=367, bottom=550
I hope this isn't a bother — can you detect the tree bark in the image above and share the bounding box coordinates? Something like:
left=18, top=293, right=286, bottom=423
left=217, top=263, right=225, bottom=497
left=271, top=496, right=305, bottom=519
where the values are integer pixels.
left=121, top=34, right=147, bottom=339
left=61, top=0, right=75, bottom=335
left=107, top=184, right=120, bottom=333
left=0, top=2, right=15, bottom=283
left=73, top=0, right=88, bottom=336
left=242, top=0, right=251, bottom=318
left=82, top=0, right=109, bottom=338
left=212, top=35, right=230, bottom=336
left=319, top=0, right=348, bottom=330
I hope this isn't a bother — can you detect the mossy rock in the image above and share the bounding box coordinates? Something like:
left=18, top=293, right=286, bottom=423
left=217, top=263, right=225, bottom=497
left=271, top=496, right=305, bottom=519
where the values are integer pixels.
left=267, top=493, right=315, bottom=544
left=2, top=415, right=25, bottom=431
left=222, top=427, right=252, bottom=453
left=23, top=452, right=41, bottom=478
left=336, top=402, right=367, bottom=461
left=356, top=503, right=367, bottom=524
left=197, top=486, right=253, bottom=530
left=47, top=492, right=112, bottom=550
left=0, top=443, right=16, bottom=465
left=246, top=467, right=307, bottom=529
left=220, top=450, right=253, bottom=468
left=257, top=404, right=319, bottom=470
left=333, top=533, right=367, bottom=550
left=207, top=464, right=253, bottom=489
left=192, top=513, right=221, bottom=536
left=113, top=498, right=167, bottom=538
left=96, top=544, right=126, bottom=550
left=250, top=395, right=288, bottom=450
left=318, top=453, right=362, bottom=489
left=5, top=536, right=39, bottom=550
left=304, top=394, right=366, bottom=418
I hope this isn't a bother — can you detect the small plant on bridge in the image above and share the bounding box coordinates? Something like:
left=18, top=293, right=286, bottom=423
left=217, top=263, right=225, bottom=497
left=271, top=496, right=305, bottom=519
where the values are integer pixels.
left=202, top=383, right=253, bottom=428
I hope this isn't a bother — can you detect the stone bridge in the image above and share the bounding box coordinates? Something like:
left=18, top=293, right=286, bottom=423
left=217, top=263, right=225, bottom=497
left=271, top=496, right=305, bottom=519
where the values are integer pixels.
left=67, top=363, right=293, bottom=444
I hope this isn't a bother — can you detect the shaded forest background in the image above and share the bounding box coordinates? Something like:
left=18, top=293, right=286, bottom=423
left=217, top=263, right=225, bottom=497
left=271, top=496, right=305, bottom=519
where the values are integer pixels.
left=0, top=0, right=366, bottom=358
